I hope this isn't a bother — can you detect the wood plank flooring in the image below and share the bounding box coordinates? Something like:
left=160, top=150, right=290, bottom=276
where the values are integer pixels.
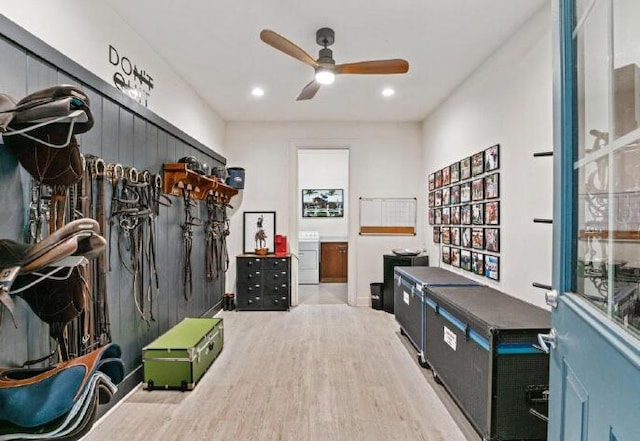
left=84, top=304, right=479, bottom=441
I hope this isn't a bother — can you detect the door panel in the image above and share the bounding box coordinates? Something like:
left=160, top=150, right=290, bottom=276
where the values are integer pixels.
left=320, top=242, right=347, bottom=282
left=562, top=362, right=588, bottom=441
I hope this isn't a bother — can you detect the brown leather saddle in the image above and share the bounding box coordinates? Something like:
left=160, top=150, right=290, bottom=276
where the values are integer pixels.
left=0, top=85, right=93, bottom=186
left=0, top=218, right=104, bottom=330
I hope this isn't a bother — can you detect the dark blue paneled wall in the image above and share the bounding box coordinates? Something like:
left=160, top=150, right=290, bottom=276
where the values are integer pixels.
left=0, top=16, right=226, bottom=401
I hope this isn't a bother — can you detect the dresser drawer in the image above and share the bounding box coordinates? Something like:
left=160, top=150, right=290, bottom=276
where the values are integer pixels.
left=262, top=269, right=288, bottom=285
left=262, top=283, right=289, bottom=296
left=237, top=268, right=262, bottom=283
left=263, top=258, right=289, bottom=271
left=237, top=257, right=263, bottom=272
left=263, top=293, right=289, bottom=310
left=236, top=294, right=262, bottom=310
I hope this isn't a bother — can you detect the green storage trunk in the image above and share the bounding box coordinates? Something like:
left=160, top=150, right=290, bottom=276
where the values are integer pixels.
left=142, top=317, right=223, bottom=390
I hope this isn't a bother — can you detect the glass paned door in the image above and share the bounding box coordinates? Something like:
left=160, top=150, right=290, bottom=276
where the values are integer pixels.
left=574, top=0, right=640, bottom=338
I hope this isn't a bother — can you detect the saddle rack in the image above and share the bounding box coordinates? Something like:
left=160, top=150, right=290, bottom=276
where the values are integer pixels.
left=162, top=163, right=238, bottom=203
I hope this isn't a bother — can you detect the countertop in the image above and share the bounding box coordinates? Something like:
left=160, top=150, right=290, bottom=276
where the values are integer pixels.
left=320, top=237, right=348, bottom=242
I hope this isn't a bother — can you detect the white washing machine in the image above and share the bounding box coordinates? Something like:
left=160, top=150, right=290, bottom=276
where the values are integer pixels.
left=298, top=231, right=320, bottom=284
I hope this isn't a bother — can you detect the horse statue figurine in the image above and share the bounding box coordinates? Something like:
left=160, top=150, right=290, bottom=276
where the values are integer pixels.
left=254, top=215, right=268, bottom=254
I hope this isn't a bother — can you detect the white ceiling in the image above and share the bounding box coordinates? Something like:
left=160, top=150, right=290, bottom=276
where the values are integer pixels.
left=103, top=0, right=546, bottom=123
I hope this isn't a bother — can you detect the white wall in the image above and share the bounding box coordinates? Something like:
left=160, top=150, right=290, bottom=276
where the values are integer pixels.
left=224, top=122, right=424, bottom=306
left=1, top=0, right=226, bottom=152
left=298, top=149, right=349, bottom=239
left=422, top=4, right=553, bottom=309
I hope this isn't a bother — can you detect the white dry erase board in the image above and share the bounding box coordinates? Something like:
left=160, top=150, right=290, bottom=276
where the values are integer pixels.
left=359, top=197, right=417, bottom=235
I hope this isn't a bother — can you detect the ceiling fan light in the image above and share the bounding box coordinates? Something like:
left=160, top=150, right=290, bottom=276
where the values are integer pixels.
left=315, top=68, right=335, bottom=85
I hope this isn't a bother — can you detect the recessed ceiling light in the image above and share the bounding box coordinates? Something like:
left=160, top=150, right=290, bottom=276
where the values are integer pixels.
left=251, top=87, right=265, bottom=97
left=382, top=88, right=395, bottom=97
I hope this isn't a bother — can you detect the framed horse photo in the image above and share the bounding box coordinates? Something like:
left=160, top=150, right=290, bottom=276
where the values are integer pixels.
left=243, top=211, right=276, bottom=254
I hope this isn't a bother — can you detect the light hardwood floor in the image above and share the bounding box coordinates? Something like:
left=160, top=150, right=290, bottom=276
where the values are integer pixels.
left=84, top=302, right=480, bottom=441
left=298, top=283, right=348, bottom=304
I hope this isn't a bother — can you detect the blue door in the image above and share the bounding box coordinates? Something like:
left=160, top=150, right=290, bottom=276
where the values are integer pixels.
left=548, top=0, right=640, bottom=439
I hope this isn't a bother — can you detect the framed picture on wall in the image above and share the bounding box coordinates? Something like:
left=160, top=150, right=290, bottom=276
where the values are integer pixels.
left=460, top=249, right=472, bottom=271
left=485, top=228, right=500, bottom=252
left=243, top=211, right=276, bottom=254
left=485, top=144, right=500, bottom=171
left=442, top=187, right=451, bottom=206
left=442, top=166, right=451, bottom=186
left=471, top=151, right=485, bottom=176
left=461, top=227, right=472, bottom=248
left=460, top=182, right=471, bottom=203
left=435, top=169, right=442, bottom=188
left=302, top=189, right=344, bottom=217
left=428, top=209, right=435, bottom=225
left=485, top=201, right=500, bottom=225
left=442, top=207, right=451, bottom=225
left=485, top=173, right=499, bottom=199
left=461, top=204, right=471, bottom=225
left=484, top=254, right=500, bottom=280
left=472, top=252, right=484, bottom=275
left=451, top=248, right=461, bottom=267
left=451, top=205, right=461, bottom=225
left=450, top=162, right=461, bottom=183
left=442, top=246, right=451, bottom=265
left=442, top=226, right=451, bottom=244
left=428, top=173, right=435, bottom=191
left=433, top=226, right=441, bottom=244
left=450, top=185, right=460, bottom=204
left=428, top=192, right=435, bottom=208
left=451, top=227, right=461, bottom=246
left=472, top=227, right=484, bottom=250
left=460, top=157, right=471, bottom=180
left=471, top=178, right=484, bottom=201
left=435, top=208, right=442, bottom=225
left=472, top=203, right=484, bottom=225
left=435, top=190, right=442, bottom=207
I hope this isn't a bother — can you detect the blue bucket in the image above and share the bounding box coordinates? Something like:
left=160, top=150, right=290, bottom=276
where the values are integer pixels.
left=225, top=167, right=245, bottom=189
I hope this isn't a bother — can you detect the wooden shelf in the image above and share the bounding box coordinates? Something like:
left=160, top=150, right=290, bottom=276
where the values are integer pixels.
left=162, top=163, right=238, bottom=202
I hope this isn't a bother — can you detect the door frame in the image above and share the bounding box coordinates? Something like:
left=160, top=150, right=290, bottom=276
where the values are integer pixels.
left=288, top=141, right=354, bottom=306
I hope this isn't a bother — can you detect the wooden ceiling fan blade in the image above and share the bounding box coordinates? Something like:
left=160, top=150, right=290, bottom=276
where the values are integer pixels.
left=335, top=59, right=409, bottom=75
left=296, top=80, right=321, bottom=101
left=260, top=30, right=318, bottom=67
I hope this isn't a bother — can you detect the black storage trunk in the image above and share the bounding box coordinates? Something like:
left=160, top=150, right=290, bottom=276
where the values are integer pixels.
left=424, top=286, right=550, bottom=441
left=383, top=254, right=429, bottom=313
left=394, top=267, right=479, bottom=366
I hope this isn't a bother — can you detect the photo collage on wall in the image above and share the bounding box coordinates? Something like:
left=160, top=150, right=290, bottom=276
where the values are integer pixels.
left=427, top=144, right=500, bottom=281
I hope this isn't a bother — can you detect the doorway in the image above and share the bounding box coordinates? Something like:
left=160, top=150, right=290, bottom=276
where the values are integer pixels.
left=297, top=148, right=349, bottom=305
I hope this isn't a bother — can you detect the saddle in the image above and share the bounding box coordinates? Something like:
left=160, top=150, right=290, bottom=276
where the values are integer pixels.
left=0, top=218, right=102, bottom=329
left=0, top=85, right=93, bottom=186
left=0, top=343, right=124, bottom=439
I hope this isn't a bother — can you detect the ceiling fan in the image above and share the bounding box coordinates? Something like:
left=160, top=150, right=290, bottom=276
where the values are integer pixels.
left=259, top=28, right=409, bottom=101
